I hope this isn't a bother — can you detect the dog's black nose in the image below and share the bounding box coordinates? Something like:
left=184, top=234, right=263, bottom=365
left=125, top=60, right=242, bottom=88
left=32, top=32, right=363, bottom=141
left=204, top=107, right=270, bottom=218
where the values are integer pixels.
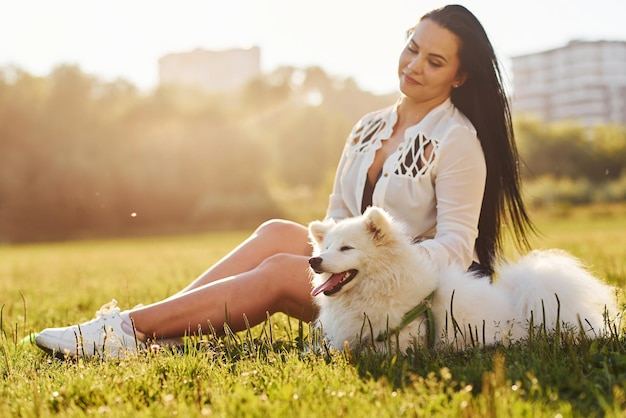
left=309, top=257, right=322, bottom=270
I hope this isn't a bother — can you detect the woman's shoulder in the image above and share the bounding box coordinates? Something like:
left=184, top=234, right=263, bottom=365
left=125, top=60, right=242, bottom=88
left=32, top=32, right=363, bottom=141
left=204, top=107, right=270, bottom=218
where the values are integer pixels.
left=354, top=104, right=396, bottom=128
left=415, top=101, right=478, bottom=149
left=448, top=106, right=477, bottom=136
left=347, top=104, right=397, bottom=143
left=433, top=100, right=476, bottom=136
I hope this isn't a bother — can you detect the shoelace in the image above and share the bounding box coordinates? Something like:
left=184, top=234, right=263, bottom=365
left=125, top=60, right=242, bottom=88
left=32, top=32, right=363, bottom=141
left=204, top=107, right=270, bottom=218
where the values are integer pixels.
left=94, top=299, right=119, bottom=318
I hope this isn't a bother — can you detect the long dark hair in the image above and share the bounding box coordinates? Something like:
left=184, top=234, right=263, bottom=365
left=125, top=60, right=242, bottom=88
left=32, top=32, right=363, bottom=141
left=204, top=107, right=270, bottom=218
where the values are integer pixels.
left=420, top=4, right=534, bottom=274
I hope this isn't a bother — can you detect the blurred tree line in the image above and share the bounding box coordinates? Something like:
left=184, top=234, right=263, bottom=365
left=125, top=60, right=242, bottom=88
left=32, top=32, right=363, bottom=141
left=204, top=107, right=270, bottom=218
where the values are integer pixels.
left=515, top=118, right=626, bottom=207
left=1, top=65, right=625, bottom=243
left=0, top=65, right=393, bottom=242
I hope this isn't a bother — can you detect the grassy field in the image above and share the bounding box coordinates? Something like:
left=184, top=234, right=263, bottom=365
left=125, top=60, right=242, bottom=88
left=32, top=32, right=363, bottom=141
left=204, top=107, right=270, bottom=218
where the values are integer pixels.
left=1, top=205, right=625, bottom=417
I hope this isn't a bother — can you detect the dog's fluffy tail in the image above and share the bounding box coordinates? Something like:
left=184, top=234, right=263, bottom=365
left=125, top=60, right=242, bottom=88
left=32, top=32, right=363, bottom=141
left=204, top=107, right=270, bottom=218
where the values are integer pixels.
left=496, top=249, right=619, bottom=335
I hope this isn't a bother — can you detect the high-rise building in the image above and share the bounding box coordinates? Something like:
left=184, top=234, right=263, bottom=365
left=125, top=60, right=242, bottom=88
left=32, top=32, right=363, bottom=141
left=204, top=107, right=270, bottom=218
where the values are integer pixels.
left=511, top=40, right=626, bottom=126
left=158, top=46, right=261, bottom=92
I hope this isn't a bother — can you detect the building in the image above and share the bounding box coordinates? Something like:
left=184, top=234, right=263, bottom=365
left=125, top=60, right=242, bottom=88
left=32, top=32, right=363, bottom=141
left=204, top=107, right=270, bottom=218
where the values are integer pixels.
left=158, top=46, right=261, bottom=92
left=511, top=40, right=626, bottom=126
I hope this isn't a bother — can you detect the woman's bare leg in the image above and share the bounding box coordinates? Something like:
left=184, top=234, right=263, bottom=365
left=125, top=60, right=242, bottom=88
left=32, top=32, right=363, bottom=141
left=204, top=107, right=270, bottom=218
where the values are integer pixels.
left=129, top=253, right=315, bottom=340
left=33, top=219, right=317, bottom=358
left=173, top=219, right=312, bottom=295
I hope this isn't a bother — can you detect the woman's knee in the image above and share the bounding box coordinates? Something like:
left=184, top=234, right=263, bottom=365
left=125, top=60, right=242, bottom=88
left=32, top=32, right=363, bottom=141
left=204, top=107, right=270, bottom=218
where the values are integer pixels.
left=255, top=219, right=304, bottom=236
left=256, top=252, right=300, bottom=272
left=254, top=219, right=310, bottom=253
left=256, top=254, right=311, bottom=290
left=255, top=253, right=313, bottom=314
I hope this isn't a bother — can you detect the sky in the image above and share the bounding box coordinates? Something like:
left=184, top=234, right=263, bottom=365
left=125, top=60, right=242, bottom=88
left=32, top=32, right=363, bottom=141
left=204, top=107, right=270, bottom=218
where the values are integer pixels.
left=1, top=0, right=625, bottom=95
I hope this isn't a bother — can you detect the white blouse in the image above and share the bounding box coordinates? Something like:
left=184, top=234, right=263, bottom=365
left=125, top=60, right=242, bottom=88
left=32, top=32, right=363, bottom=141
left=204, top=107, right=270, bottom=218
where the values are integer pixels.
left=325, top=98, right=486, bottom=270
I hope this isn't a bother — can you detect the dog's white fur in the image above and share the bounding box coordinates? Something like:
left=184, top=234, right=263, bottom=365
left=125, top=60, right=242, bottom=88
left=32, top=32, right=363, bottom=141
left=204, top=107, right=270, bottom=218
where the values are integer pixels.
left=308, top=207, right=619, bottom=352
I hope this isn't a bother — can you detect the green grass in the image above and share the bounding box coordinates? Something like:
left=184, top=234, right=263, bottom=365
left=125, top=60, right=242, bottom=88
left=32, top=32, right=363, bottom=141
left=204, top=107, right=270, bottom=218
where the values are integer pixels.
left=1, top=207, right=625, bottom=417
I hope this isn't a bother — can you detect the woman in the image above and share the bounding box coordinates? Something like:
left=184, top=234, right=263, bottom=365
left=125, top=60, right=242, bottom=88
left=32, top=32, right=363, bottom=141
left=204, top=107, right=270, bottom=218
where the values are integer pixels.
left=35, top=5, right=533, bottom=359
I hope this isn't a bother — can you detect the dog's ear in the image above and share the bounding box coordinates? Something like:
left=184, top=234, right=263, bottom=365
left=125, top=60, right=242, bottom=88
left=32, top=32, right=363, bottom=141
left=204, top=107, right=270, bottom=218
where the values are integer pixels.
left=308, top=220, right=333, bottom=246
left=363, top=207, right=392, bottom=245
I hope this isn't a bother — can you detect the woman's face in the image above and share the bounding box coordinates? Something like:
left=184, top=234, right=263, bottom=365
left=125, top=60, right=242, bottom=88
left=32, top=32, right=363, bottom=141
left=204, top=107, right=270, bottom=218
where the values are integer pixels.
left=398, top=19, right=466, bottom=105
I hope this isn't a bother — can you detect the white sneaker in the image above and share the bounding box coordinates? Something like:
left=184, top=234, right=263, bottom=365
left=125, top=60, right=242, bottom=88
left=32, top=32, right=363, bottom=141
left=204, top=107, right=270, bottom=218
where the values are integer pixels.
left=35, top=300, right=145, bottom=359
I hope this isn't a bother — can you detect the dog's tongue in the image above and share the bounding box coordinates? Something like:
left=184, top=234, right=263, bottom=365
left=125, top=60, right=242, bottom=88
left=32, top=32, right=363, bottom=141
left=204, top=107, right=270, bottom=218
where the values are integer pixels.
left=311, top=273, right=345, bottom=297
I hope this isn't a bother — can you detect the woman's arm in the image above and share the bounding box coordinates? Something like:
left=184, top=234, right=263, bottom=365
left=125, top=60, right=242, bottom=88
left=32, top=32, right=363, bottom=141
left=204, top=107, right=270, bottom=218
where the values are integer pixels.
left=324, top=139, right=352, bottom=221
left=419, top=126, right=486, bottom=270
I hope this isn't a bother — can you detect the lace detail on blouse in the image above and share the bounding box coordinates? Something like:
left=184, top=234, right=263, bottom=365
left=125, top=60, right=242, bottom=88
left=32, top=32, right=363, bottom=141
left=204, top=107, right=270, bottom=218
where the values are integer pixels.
left=395, top=133, right=439, bottom=177
left=352, top=117, right=386, bottom=151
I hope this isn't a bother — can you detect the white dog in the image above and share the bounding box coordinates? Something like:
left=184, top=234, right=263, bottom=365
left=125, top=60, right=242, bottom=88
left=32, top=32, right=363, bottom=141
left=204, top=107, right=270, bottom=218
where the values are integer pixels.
left=308, top=207, right=619, bottom=352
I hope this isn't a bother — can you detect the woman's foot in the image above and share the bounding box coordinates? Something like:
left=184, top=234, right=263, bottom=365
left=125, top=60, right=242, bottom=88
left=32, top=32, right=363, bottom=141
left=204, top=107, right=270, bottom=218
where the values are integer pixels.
left=35, top=300, right=146, bottom=359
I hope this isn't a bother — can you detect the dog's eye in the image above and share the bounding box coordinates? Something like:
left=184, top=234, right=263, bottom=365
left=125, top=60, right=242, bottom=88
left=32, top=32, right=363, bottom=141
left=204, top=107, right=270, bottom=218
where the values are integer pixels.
left=340, top=246, right=354, bottom=251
